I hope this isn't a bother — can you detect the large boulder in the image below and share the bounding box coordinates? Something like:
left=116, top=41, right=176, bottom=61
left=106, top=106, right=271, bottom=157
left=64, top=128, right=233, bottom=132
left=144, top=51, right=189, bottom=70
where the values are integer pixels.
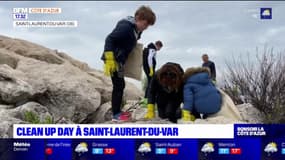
left=0, top=65, right=35, bottom=104
left=0, top=35, right=63, bottom=64
left=16, top=59, right=102, bottom=123
left=0, top=35, right=143, bottom=124
left=0, top=105, right=26, bottom=138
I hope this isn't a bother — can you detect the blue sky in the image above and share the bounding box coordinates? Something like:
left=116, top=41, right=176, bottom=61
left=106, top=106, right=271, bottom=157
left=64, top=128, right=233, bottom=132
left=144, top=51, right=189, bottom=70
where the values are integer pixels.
left=1, top=1, right=285, bottom=82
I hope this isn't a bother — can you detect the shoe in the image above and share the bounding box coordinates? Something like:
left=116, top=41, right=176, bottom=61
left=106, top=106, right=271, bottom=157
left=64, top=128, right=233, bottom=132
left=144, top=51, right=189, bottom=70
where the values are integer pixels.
left=144, top=104, right=155, bottom=119
left=112, top=112, right=131, bottom=122
left=121, top=111, right=131, bottom=118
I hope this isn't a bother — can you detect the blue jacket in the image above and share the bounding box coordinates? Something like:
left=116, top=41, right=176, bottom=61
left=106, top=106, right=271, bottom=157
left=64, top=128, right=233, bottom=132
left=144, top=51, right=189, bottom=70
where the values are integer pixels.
left=101, top=16, right=142, bottom=65
left=183, top=67, right=221, bottom=114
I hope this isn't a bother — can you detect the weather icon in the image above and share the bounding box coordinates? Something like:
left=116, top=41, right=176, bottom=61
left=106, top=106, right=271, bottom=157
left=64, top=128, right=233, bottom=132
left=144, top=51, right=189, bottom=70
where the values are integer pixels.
left=262, top=9, right=271, bottom=16
left=138, top=142, right=151, bottom=155
left=201, top=142, right=215, bottom=156
left=75, top=142, right=88, bottom=156
left=264, top=142, right=278, bottom=156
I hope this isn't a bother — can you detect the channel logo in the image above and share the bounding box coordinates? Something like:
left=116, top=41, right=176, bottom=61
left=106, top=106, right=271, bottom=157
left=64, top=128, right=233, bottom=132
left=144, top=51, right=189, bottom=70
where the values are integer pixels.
left=260, top=8, right=272, bottom=19
left=12, top=8, right=28, bottom=20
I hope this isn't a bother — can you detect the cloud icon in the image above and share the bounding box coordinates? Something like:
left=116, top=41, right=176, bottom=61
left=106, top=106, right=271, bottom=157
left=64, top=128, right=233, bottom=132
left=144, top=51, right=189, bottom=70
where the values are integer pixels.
left=75, top=142, right=88, bottom=154
left=262, top=9, right=271, bottom=16
left=138, top=142, right=151, bottom=155
left=264, top=142, right=278, bottom=155
left=201, top=142, right=215, bottom=154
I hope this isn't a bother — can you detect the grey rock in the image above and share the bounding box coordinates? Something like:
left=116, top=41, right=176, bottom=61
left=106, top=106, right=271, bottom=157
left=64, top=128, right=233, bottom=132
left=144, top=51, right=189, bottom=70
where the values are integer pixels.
left=237, top=103, right=264, bottom=123
left=55, top=51, right=90, bottom=71
left=0, top=105, right=26, bottom=138
left=0, top=65, right=34, bottom=104
left=90, top=102, right=113, bottom=123
left=88, top=70, right=143, bottom=103
left=0, top=49, right=19, bottom=69
left=0, top=36, right=63, bottom=64
left=9, top=102, right=52, bottom=123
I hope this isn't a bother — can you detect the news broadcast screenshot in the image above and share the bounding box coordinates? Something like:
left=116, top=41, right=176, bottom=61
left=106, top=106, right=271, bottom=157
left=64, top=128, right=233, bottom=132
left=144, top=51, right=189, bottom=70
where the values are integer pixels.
left=0, top=1, right=284, bottom=160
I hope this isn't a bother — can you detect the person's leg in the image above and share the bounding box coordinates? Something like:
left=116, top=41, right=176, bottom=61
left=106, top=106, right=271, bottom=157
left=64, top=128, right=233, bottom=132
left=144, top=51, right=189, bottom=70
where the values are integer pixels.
left=191, top=108, right=201, bottom=119
left=143, top=60, right=150, bottom=98
left=156, top=95, right=168, bottom=119
left=175, top=107, right=182, bottom=119
left=165, top=100, right=181, bottom=123
left=111, top=71, right=125, bottom=116
left=144, top=75, right=151, bottom=98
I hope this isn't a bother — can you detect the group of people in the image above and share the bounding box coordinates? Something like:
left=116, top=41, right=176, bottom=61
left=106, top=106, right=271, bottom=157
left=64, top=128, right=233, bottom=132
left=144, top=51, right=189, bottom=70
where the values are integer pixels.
left=101, top=5, right=221, bottom=123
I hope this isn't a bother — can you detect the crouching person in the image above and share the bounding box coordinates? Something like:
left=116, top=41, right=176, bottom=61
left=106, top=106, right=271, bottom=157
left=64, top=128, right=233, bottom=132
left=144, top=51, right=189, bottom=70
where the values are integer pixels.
left=145, top=62, right=184, bottom=123
left=182, top=67, right=221, bottom=121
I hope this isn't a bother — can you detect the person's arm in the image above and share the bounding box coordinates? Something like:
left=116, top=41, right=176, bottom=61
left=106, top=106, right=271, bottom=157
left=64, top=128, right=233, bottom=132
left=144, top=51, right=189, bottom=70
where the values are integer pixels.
left=182, top=83, right=196, bottom=121
left=147, top=49, right=156, bottom=68
left=147, top=49, right=156, bottom=76
left=104, top=22, right=133, bottom=62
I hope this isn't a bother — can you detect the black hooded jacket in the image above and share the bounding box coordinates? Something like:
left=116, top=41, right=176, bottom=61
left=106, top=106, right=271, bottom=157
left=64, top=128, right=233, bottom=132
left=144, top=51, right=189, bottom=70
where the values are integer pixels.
left=101, top=16, right=142, bottom=65
left=147, top=62, right=184, bottom=104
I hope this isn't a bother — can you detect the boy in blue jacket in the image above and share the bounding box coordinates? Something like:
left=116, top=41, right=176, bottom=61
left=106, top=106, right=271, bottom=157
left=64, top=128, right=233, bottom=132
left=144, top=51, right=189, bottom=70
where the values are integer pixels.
left=101, top=6, right=156, bottom=122
left=182, top=67, right=221, bottom=121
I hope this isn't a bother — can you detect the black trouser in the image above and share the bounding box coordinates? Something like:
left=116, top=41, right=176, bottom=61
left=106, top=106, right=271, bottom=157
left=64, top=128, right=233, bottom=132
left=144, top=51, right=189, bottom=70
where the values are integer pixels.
left=144, top=74, right=152, bottom=98
left=111, top=71, right=125, bottom=116
left=156, top=94, right=181, bottom=123
left=143, top=62, right=152, bottom=98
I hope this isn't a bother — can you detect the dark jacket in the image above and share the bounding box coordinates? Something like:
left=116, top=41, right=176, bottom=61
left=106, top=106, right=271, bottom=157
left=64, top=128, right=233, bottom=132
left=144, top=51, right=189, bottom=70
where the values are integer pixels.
left=148, top=62, right=184, bottom=104
left=143, top=43, right=157, bottom=74
left=202, top=61, right=216, bottom=80
left=183, top=67, right=221, bottom=114
left=101, top=16, right=142, bottom=65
